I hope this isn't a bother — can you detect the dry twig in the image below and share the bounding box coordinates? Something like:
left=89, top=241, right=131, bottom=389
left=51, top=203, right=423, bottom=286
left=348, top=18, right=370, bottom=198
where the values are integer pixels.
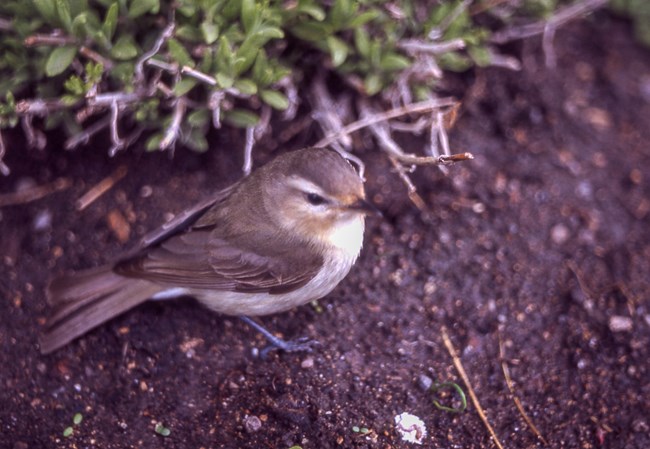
left=0, top=178, right=71, bottom=207
left=441, top=326, right=505, bottom=449
left=75, top=165, right=128, bottom=211
left=498, top=329, right=549, bottom=445
left=490, top=0, right=607, bottom=67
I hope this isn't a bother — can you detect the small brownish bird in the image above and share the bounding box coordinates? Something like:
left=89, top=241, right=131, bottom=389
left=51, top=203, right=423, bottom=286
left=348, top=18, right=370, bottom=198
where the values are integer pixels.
left=41, top=147, right=377, bottom=354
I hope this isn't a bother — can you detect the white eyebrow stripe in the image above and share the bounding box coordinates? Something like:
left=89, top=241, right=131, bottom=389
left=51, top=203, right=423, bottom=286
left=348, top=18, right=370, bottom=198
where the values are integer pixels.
left=286, top=176, right=327, bottom=196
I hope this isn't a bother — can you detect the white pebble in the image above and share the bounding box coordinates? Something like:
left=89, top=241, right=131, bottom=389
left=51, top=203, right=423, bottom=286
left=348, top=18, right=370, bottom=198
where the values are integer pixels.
left=609, top=315, right=633, bottom=332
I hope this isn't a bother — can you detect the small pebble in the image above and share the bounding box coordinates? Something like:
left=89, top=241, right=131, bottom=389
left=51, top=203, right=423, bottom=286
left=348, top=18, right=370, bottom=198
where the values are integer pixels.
left=551, top=223, right=570, bottom=245
left=417, top=374, right=433, bottom=391
left=243, top=415, right=262, bottom=433
left=609, top=315, right=633, bottom=332
left=301, top=357, right=314, bottom=369
left=32, top=209, right=52, bottom=232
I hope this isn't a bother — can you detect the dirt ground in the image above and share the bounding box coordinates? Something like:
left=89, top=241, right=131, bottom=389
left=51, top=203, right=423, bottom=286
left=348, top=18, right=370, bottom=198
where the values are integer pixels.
left=1, top=13, right=649, bottom=449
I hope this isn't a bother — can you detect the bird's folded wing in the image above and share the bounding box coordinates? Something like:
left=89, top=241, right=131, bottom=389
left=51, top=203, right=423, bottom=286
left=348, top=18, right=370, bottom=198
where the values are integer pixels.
left=131, top=183, right=239, bottom=252
left=114, top=230, right=322, bottom=294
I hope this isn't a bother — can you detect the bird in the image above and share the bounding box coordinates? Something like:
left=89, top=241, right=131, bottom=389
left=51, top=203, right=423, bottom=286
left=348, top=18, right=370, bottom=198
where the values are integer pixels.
left=40, top=147, right=378, bottom=354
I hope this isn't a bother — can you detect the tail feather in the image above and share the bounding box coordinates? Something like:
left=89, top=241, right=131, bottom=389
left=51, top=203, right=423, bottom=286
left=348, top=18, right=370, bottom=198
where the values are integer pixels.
left=41, top=266, right=161, bottom=354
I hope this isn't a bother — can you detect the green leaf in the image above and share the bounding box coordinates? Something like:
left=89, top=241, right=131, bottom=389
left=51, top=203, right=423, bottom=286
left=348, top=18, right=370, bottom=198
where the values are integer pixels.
left=289, top=22, right=331, bottom=42
left=45, top=46, right=77, bottom=76
left=260, top=89, right=289, bottom=110
left=64, top=75, right=84, bottom=95
left=33, top=0, right=57, bottom=24
left=145, top=132, right=164, bottom=151
left=297, top=3, right=325, bottom=21
left=347, top=9, right=380, bottom=28
left=327, top=36, right=348, bottom=67
left=55, top=0, right=73, bottom=31
left=241, top=0, right=257, bottom=34
left=200, top=22, right=219, bottom=44
left=364, top=73, right=382, bottom=95
left=128, top=0, right=159, bottom=19
left=110, top=35, right=138, bottom=60
left=354, top=28, right=370, bottom=58
left=233, top=78, right=257, bottom=95
left=173, top=77, right=197, bottom=96
left=184, top=129, right=208, bottom=153
left=216, top=72, right=234, bottom=88
left=100, top=0, right=117, bottom=37
left=330, top=0, right=352, bottom=29
left=176, top=25, right=202, bottom=42
left=168, top=38, right=194, bottom=67
left=216, top=36, right=234, bottom=73
left=438, top=52, right=472, bottom=72
left=223, top=109, right=259, bottom=127
left=468, top=46, right=491, bottom=67
left=380, top=53, right=411, bottom=71
left=187, top=109, right=209, bottom=127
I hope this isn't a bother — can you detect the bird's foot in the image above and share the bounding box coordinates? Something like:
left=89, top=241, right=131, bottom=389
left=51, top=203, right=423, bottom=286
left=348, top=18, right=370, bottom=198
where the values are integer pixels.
left=239, top=316, right=320, bottom=359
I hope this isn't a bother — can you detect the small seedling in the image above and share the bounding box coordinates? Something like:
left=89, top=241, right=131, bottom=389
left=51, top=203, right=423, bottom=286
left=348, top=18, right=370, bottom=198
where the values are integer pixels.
left=62, top=412, right=83, bottom=438
left=431, top=381, right=467, bottom=413
left=155, top=422, right=171, bottom=437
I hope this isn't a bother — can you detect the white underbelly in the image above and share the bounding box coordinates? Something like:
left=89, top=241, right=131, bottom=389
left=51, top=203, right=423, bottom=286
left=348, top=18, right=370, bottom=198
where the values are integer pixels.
left=151, top=215, right=365, bottom=316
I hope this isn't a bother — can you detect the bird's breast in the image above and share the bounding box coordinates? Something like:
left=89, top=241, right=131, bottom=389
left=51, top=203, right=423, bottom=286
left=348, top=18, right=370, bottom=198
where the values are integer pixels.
left=193, top=216, right=365, bottom=316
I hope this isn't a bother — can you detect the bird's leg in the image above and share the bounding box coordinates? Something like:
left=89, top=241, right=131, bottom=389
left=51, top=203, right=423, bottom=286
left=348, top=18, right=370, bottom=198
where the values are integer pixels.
left=239, top=316, right=320, bottom=358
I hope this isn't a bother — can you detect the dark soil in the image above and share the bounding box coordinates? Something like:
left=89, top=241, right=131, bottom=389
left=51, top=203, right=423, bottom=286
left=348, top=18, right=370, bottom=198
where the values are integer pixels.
left=1, top=14, right=649, bottom=449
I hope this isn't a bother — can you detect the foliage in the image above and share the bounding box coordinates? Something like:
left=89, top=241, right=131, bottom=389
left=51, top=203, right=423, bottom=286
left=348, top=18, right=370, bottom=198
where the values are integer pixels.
left=0, top=0, right=600, bottom=159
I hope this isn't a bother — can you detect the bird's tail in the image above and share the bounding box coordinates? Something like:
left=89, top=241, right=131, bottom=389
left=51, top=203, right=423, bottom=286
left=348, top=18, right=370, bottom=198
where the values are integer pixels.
left=40, top=266, right=161, bottom=354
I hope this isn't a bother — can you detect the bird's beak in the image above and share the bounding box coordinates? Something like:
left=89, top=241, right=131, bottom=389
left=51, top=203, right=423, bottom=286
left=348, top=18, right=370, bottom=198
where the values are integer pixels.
left=347, top=198, right=383, bottom=217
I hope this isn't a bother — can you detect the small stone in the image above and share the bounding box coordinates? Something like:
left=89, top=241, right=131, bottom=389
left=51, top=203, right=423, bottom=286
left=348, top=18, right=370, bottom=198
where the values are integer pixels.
left=33, top=209, right=52, bottom=232
left=140, top=185, right=153, bottom=198
left=417, top=374, right=433, bottom=391
left=551, top=224, right=570, bottom=245
left=608, top=315, right=633, bottom=332
left=106, top=209, right=131, bottom=243
left=243, top=415, right=262, bottom=433
left=301, top=357, right=314, bottom=369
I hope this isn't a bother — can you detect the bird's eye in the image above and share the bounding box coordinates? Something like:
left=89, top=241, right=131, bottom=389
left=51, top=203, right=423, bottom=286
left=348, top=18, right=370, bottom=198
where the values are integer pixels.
left=306, top=192, right=327, bottom=206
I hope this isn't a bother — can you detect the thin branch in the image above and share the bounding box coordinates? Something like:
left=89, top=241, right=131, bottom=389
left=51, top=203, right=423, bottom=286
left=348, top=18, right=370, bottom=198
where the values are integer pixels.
left=24, top=33, right=76, bottom=47
left=181, top=65, right=217, bottom=85
left=159, top=97, right=187, bottom=152
left=314, top=97, right=457, bottom=150
left=65, top=116, right=111, bottom=150
left=542, top=23, right=557, bottom=69
left=428, top=0, right=473, bottom=39
left=108, top=100, right=124, bottom=156
left=398, top=38, right=466, bottom=55
left=242, top=126, right=255, bottom=176
left=75, top=165, right=128, bottom=211
left=490, top=0, right=608, bottom=44
left=21, top=115, right=46, bottom=151
left=0, top=178, right=71, bottom=206
left=15, top=99, right=72, bottom=116
left=278, top=77, right=299, bottom=121
left=441, top=326, right=505, bottom=449
left=79, top=46, right=114, bottom=70
left=90, top=92, right=141, bottom=106
left=134, top=21, right=176, bottom=85
left=388, top=156, right=427, bottom=211
left=498, top=329, right=549, bottom=446
left=310, top=76, right=353, bottom=149
left=209, top=90, right=224, bottom=129
left=0, top=130, right=9, bottom=176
